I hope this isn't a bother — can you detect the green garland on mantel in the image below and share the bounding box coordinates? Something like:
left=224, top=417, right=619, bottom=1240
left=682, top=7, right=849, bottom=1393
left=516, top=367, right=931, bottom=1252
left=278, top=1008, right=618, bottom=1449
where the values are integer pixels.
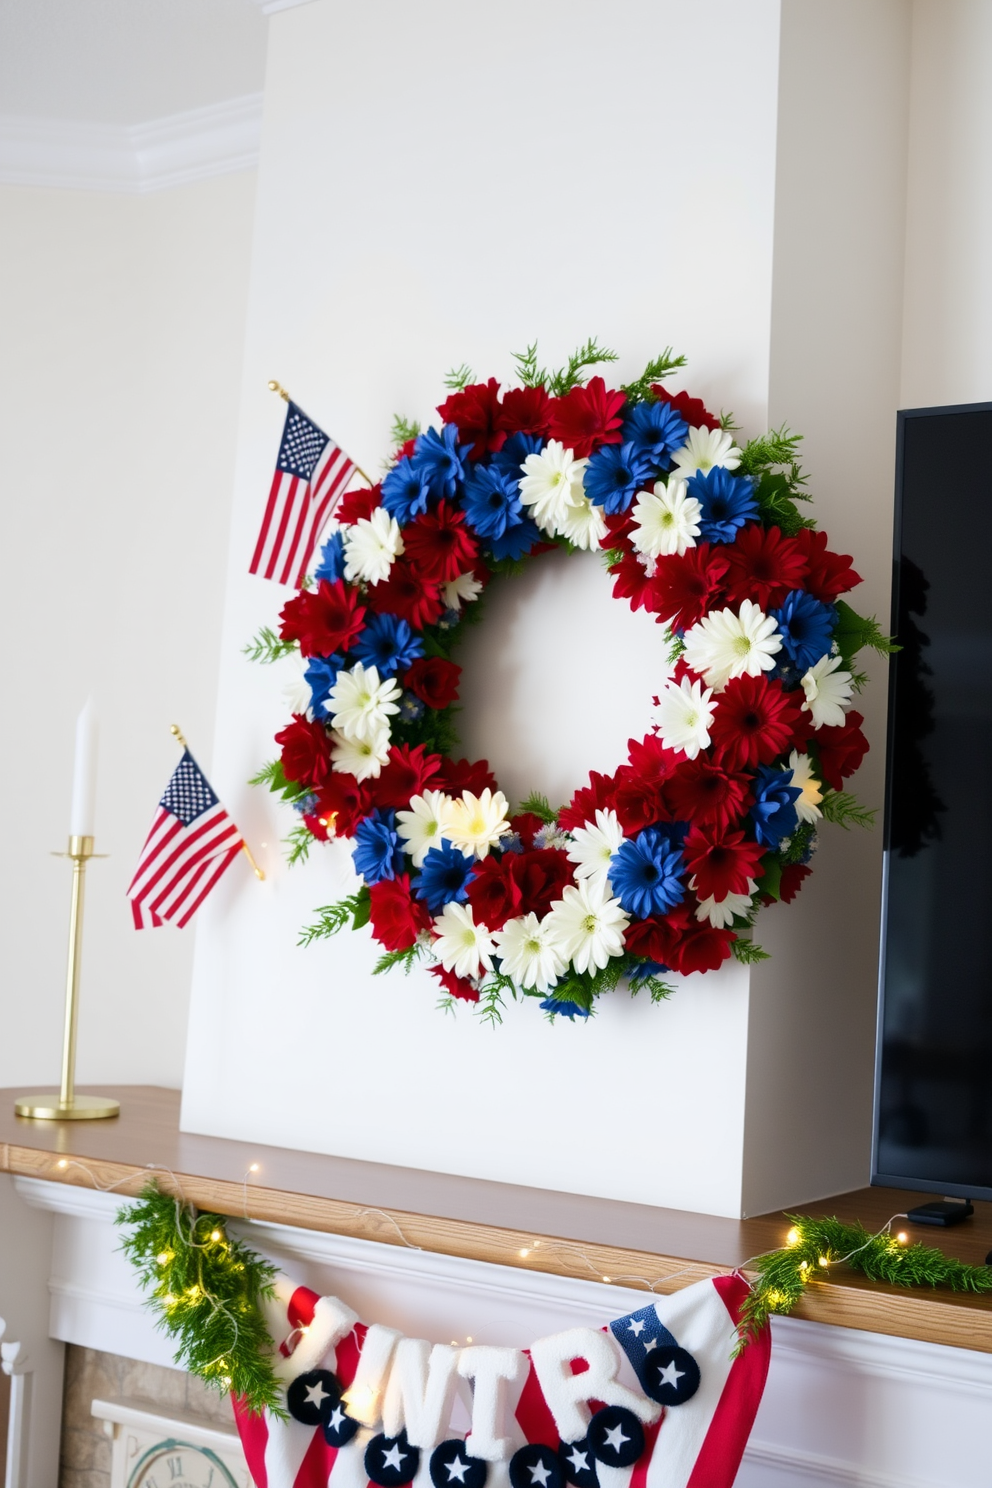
left=118, top=1183, right=992, bottom=1407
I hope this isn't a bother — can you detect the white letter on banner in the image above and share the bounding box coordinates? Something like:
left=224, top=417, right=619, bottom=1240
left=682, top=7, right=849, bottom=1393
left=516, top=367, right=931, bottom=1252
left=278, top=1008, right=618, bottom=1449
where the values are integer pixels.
left=342, top=1324, right=402, bottom=1428
left=457, top=1346, right=527, bottom=1461
left=382, top=1340, right=461, bottom=1449
left=528, top=1329, right=660, bottom=1441
left=273, top=1296, right=359, bottom=1383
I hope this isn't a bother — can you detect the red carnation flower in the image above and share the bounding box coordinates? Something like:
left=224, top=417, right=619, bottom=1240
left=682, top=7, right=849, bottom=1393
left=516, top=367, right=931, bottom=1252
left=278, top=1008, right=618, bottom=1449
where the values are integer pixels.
left=814, top=709, right=869, bottom=790
left=668, top=923, right=736, bottom=974
left=722, top=523, right=807, bottom=610
left=612, top=771, right=669, bottom=833
left=466, top=855, right=523, bottom=931
left=610, top=552, right=658, bottom=613
left=794, top=528, right=862, bottom=602
left=602, top=508, right=636, bottom=548
left=275, top=715, right=331, bottom=790
left=337, top=485, right=383, bottom=525
left=370, top=743, right=441, bottom=810
left=649, top=544, right=730, bottom=631
left=558, top=771, right=619, bottom=832
left=547, top=376, right=625, bottom=458
left=625, top=913, right=681, bottom=966
left=709, top=674, right=806, bottom=771
left=780, top=862, right=813, bottom=903
left=650, top=386, right=720, bottom=431
left=683, top=825, right=766, bottom=900
left=369, top=874, right=431, bottom=952
left=366, top=559, right=443, bottom=629
left=665, top=757, right=752, bottom=833
left=432, top=757, right=500, bottom=796
left=509, top=812, right=546, bottom=849
left=498, top=385, right=551, bottom=437
left=279, top=579, right=366, bottom=658
left=512, top=848, right=574, bottom=918
left=402, top=501, right=478, bottom=584
left=430, top=963, right=479, bottom=1003
left=437, top=378, right=505, bottom=460
left=402, top=656, right=462, bottom=710
left=313, top=772, right=374, bottom=838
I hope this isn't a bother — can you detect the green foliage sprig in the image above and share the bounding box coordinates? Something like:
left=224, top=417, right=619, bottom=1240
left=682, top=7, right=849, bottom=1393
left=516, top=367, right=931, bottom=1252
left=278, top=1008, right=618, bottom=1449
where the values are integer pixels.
left=117, top=1183, right=283, bottom=1418
left=283, top=822, right=315, bottom=867
left=620, top=349, right=688, bottom=405
left=390, top=414, right=422, bottom=447
left=820, top=791, right=877, bottom=831
left=833, top=599, right=900, bottom=670
left=516, top=791, right=559, bottom=825
left=299, top=888, right=371, bottom=946
left=243, top=627, right=296, bottom=665
left=511, top=337, right=618, bottom=397
left=731, top=937, right=769, bottom=965
left=248, top=758, right=307, bottom=805
left=444, top=364, right=474, bottom=391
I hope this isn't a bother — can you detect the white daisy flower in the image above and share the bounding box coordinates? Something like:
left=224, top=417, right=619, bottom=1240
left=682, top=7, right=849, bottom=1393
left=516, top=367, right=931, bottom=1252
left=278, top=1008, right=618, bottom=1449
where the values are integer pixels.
left=442, top=571, right=483, bottom=610
left=282, top=653, right=312, bottom=717
left=330, top=727, right=390, bottom=781
left=494, top=913, right=567, bottom=994
left=342, top=506, right=404, bottom=586
left=518, top=439, right=588, bottom=532
left=544, top=878, right=629, bottom=976
left=395, top=789, right=456, bottom=866
left=327, top=662, right=401, bottom=742
left=431, top=902, right=496, bottom=981
left=445, top=788, right=511, bottom=859
left=670, top=425, right=742, bottom=481
left=682, top=600, right=782, bottom=691
left=693, top=878, right=758, bottom=929
left=558, top=491, right=608, bottom=551
left=801, top=654, right=853, bottom=729
left=566, top=809, right=625, bottom=888
left=630, top=478, right=702, bottom=559
left=652, top=677, right=716, bottom=759
left=788, top=749, right=823, bottom=822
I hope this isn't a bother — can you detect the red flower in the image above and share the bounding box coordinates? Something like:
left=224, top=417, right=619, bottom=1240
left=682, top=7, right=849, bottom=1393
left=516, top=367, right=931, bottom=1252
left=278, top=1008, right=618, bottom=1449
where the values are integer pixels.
left=432, top=757, right=500, bottom=796
left=612, top=773, right=668, bottom=833
left=780, top=863, right=812, bottom=903
left=402, top=656, right=462, bottom=710
left=366, top=559, right=443, bottom=629
left=794, top=528, right=862, bottom=602
left=709, top=674, right=806, bottom=771
left=466, top=856, right=523, bottom=931
left=558, top=771, right=619, bottom=831
left=313, top=773, right=374, bottom=838
left=650, top=386, right=721, bottom=431
left=337, top=485, right=382, bottom=525
left=610, top=552, right=657, bottom=613
left=625, top=913, right=682, bottom=965
left=669, top=923, right=736, bottom=974
left=370, top=744, right=441, bottom=810
left=814, top=709, right=869, bottom=790
left=683, top=826, right=766, bottom=900
left=722, top=524, right=807, bottom=610
left=547, top=376, right=625, bottom=458
left=275, top=715, right=331, bottom=790
left=510, top=812, right=546, bottom=848
left=512, top=848, right=574, bottom=918
left=279, top=580, right=366, bottom=658
left=627, top=732, right=681, bottom=781
left=369, top=874, right=431, bottom=952
left=402, top=501, right=478, bottom=584
left=498, top=386, right=551, bottom=437
left=649, top=544, right=730, bottom=631
left=624, top=900, right=733, bottom=973
left=430, top=964, right=479, bottom=1003
left=437, top=378, right=505, bottom=459
left=602, top=508, right=636, bottom=548
left=666, top=758, right=751, bottom=833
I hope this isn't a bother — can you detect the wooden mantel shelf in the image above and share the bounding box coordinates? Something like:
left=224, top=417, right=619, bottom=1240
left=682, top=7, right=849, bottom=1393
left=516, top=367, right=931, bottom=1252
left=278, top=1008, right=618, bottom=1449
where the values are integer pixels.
left=3, top=1085, right=991, bottom=1354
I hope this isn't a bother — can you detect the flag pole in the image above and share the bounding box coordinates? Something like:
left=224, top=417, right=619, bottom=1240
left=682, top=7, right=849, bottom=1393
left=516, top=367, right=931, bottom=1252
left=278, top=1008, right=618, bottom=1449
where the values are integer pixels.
left=267, top=379, right=374, bottom=487
left=170, top=725, right=265, bottom=881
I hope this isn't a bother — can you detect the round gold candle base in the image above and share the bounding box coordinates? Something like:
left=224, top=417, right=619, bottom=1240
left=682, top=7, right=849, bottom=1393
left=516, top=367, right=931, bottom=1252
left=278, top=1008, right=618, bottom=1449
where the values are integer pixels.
left=14, top=1093, right=120, bottom=1120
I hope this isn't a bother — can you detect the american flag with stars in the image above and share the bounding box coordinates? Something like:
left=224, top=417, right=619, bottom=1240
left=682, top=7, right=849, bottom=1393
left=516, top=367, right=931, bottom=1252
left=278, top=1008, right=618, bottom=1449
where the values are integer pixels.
left=250, top=399, right=357, bottom=588
left=127, top=751, right=244, bottom=929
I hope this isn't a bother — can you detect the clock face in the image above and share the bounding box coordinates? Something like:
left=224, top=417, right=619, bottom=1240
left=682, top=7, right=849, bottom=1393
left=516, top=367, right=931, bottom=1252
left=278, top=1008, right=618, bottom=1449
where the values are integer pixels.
left=128, top=1440, right=241, bottom=1488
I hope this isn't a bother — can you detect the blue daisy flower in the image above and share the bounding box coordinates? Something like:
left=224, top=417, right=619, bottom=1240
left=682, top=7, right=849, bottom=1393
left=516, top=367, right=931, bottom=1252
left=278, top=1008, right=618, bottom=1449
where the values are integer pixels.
left=488, top=515, right=542, bottom=561
left=399, top=693, right=425, bottom=723
left=629, top=958, right=671, bottom=980
left=539, top=997, right=591, bottom=1020
left=351, top=612, right=423, bottom=676
left=770, top=590, right=838, bottom=672
left=622, top=400, right=688, bottom=466
left=313, top=531, right=346, bottom=584
left=304, top=653, right=344, bottom=720
left=583, top=442, right=655, bottom=514
left=381, top=457, right=431, bottom=525
left=491, top=431, right=544, bottom=477
left=463, top=465, right=524, bottom=540
left=413, top=841, right=476, bottom=912
left=749, top=765, right=802, bottom=849
left=609, top=827, right=685, bottom=918
left=411, top=425, right=468, bottom=500
left=688, top=467, right=759, bottom=543
left=352, top=810, right=405, bottom=885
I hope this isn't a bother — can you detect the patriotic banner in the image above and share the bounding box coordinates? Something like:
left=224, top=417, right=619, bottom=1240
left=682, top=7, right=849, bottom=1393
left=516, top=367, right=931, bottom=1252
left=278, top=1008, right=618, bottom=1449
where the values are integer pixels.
left=251, top=400, right=357, bottom=588
left=234, top=1275, right=769, bottom=1488
left=127, top=750, right=243, bottom=929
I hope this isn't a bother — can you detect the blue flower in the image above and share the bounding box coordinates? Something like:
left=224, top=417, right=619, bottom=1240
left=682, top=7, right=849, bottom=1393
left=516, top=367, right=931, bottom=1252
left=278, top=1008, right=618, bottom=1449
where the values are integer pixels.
left=583, top=442, right=655, bottom=514
left=770, top=590, right=838, bottom=672
left=688, top=468, right=759, bottom=542
left=463, top=465, right=524, bottom=540
left=411, top=425, right=468, bottom=500
left=629, top=958, right=670, bottom=980
left=314, top=532, right=345, bottom=584
left=399, top=693, right=425, bottom=723
left=749, top=766, right=802, bottom=849
left=609, top=827, right=685, bottom=918
left=292, top=792, right=318, bottom=817
left=491, top=432, right=544, bottom=477
left=622, top=400, right=688, bottom=466
left=413, top=841, right=476, bottom=912
left=436, top=606, right=461, bottom=630
left=539, top=997, right=591, bottom=1020
left=381, top=457, right=431, bottom=525
left=351, top=612, right=423, bottom=676
left=488, top=515, right=541, bottom=561
left=352, top=810, right=405, bottom=885
left=305, top=654, right=344, bottom=720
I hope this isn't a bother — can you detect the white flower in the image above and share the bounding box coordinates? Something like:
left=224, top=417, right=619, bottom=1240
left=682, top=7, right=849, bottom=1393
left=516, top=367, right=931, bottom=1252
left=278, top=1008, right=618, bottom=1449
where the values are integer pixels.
left=566, top=809, right=625, bottom=888
left=544, top=878, right=629, bottom=975
left=443, top=571, right=483, bottom=610
left=445, top=788, right=511, bottom=859
left=652, top=677, right=715, bottom=759
left=342, top=507, right=404, bottom=586
left=801, top=654, right=853, bottom=728
left=330, top=727, right=390, bottom=781
left=558, top=492, right=608, bottom=551
left=682, top=600, right=782, bottom=691
left=328, top=662, right=401, bottom=742
left=518, top=439, right=588, bottom=532
left=431, top=902, right=496, bottom=981
left=693, top=878, right=758, bottom=929
left=395, top=790, right=456, bottom=866
left=670, top=425, right=742, bottom=481
left=630, top=478, right=701, bottom=559
left=788, top=749, right=823, bottom=823
left=494, top=913, right=567, bottom=994
left=282, top=653, right=312, bottom=717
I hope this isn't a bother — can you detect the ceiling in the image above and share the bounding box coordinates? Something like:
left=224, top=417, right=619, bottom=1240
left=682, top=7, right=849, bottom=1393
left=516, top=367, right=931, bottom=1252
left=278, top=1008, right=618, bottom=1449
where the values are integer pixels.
left=0, top=0, right=268, bottom=124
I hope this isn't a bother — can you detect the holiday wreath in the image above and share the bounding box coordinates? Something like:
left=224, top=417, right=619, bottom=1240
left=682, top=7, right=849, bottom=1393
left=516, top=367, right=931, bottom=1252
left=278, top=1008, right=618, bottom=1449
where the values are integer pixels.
left=249, top=342, right=889, bottom=1020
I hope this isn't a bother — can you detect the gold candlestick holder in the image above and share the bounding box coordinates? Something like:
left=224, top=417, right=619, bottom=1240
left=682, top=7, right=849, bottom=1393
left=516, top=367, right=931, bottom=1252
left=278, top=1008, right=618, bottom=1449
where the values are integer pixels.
left=14, top=836, right=120, bottom=1121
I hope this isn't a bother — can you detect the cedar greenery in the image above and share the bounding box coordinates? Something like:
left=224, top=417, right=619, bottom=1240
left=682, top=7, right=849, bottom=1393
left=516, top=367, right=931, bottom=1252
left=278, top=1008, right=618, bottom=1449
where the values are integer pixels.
left=619, top=348, right=687, bottom=405
left=731, top=937, right=769, bottom=965
left=243, top=627, right=296, bottom=665
left=444, top=363, right=474, bottom=391
left=511, top=337, right=618, bottom=397
left=390, top=414, right=422, bottom=447
left=820, top=791, right=877, bottom=831
left=516, top=791, right=559, bottom=825
left=299, top=888, right=371, bottom=946
left=283, top=822, right=314, bottom=868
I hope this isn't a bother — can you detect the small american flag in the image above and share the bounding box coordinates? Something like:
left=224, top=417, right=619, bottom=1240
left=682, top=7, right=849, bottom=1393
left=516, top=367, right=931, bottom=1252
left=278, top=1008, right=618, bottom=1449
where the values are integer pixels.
left=127, top=751, right=243, bottom=929
left=250, top=400, right=357, bottom=587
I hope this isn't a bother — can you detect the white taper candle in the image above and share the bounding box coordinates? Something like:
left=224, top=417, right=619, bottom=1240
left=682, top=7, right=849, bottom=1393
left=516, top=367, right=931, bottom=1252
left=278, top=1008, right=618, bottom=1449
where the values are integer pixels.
left=70, top=698, right=99, bottom=838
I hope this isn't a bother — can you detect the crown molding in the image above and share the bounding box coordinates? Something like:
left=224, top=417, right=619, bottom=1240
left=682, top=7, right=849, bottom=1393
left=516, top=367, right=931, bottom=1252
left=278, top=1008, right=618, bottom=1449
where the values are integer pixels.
left=0, top=92, right=262, bottom=194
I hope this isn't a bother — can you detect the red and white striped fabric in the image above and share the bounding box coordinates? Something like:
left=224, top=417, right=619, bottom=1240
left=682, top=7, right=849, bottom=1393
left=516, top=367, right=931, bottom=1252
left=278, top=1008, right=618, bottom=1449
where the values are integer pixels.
left=234, top=1275, right=769, bottom=1488
left=250, top=400, right=357, bottom=588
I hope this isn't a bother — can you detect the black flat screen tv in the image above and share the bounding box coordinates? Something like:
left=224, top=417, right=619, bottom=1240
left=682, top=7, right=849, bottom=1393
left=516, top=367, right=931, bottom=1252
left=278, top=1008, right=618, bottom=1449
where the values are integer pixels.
left=873, top=400, right=992, bottom=1200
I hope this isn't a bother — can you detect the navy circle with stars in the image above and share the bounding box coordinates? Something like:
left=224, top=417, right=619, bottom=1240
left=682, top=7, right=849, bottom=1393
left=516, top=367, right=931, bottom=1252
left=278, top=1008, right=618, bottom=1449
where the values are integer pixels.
left=365, top=1430, right=421, bottom=1487
left=587, top=1406, right=645, bottom=1468
left=286, top=1368, right=341, bottom=1427
left=509, top=1444, right=563, bottom=1488
left=322, top=1398, right=360, bottom=1448
left=429, top=1440, right=487, bottom=1488
left=641, top=1346, right=701, bottom=1406
left=558, top=1438, right=598, bottom=1488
